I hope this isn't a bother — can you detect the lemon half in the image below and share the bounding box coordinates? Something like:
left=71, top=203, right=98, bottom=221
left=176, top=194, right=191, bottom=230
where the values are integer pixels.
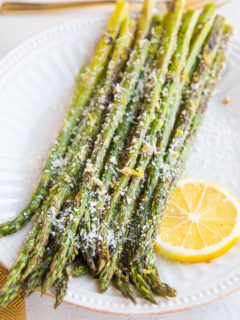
left=154, top=178, right=240, bottom=263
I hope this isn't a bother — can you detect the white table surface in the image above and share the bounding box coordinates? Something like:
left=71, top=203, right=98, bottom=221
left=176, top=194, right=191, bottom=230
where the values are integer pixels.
left=0, top=1, right=240, bottom=319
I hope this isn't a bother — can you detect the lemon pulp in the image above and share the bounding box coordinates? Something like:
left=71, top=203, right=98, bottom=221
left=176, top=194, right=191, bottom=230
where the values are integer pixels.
left=154, top=178, right=240, bottom=263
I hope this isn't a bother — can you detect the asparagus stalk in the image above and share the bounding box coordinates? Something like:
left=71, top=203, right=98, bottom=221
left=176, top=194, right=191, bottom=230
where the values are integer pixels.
left=121, top=1, right=216, bottom=268
left=42, top=0, right=154, bottom=292
left=23, top=240, right=87, bottom=300
left=26, top=205, right=78, bottom=298
left=190, top=3, right=215, bottom=46
left=135, top=28, right=232, bottom=292
left=2, top=10, right=129, bottom=302
left=113, top=270, right=136, bottom=303
left=94, top=7, right=216, bottom=296
left=151, top=23, right=232, bottom=242
left=22, top=1, right=153, bottom=297
left=98, top=0, right=186, bottom=292
left=137, top=24, right=231, bottom=302
left=0, top=0, right=128, bottom=238
left=21, top=16, right=137, bottom=297
left=80, top=16, right=163, bottom=271
left=23, top=30, right=230, bottom=306
left=52, top=16, right=162, bottom=296
left=154, top=15, right=226, bottom=211
left=0, top=3, right=232, bottom=309
left=0, top=6, right=132, bottom=309
left=160, top=2, right=216, bottom=151
left=98, top=9, right=199, bottom=288
left=72, top=264, right=88, bottom=277
left=24, top=252, right=53, bottom=296
left=22, top=17, right=136, bottom=280
left=129, top=16, right=226, bottom=297
left=54, top=268, right=70, bottom=308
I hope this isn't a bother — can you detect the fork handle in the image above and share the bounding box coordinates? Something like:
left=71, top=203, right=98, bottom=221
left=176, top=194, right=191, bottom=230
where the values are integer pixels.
left=0, top=0, right=151, bottom=14
left=0, top=0, right=229, bottom=14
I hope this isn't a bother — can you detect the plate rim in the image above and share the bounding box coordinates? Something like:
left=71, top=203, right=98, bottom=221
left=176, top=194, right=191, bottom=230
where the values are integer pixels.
left=0, top=12, right=109, bottom=79
left=1, top=258, right=240, bottom=317
left=0, top=12, right=240, bottom=316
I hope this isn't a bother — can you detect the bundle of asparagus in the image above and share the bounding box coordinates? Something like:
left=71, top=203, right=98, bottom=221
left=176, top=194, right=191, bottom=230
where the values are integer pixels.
left=0, top=0, right=232, bottom=309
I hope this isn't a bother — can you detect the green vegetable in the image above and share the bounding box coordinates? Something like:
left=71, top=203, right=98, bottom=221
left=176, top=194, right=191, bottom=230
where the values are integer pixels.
left=0, top=0, right=232, bottom=308
left=0, top=0, right=129, bottom=238
left=128, top=16, right=226, bottom=301
left=98, top=0, right=186, bottom=293
left=42, top=0, right=153, bottom=293
left=54, top=268, right=70, bottom=308
left=82, top=15, right=163, bottom=273
left=22, top=16, right=136, bottom=281
left=0, top=2, right=130, bottom=308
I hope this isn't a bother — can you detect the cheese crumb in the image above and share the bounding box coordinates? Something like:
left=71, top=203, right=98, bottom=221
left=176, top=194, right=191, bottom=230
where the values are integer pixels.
left=177, top=129, right=183, bottom=137
left=119, top=167, right=134, bottom=176
left=119, top=167, right=144, bottom=178
left=135, top=167, right=144, bottom=178
left=189, top=99, right=196, bottom=113
left=203, top=54, right=211, bottom=63
left=85, top=163, right=96, bottom=173
left=143, top=142, right=154, bottom=153
left=222, top=98, right=231, bottom=105
left=65, top=175, right=71, bottom=183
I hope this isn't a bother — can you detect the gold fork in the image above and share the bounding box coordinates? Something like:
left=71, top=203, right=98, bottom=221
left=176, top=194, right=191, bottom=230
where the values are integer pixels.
left=0, top=0, right=230, bottom=14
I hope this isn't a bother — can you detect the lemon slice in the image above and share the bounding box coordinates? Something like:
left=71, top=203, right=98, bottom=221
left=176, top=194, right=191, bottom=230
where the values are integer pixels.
left=154, top=178, right=240, bottom=263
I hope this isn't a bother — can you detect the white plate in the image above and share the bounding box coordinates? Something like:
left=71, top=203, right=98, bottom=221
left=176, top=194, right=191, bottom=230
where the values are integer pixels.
left=0, top=12, right=240, bottom=316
